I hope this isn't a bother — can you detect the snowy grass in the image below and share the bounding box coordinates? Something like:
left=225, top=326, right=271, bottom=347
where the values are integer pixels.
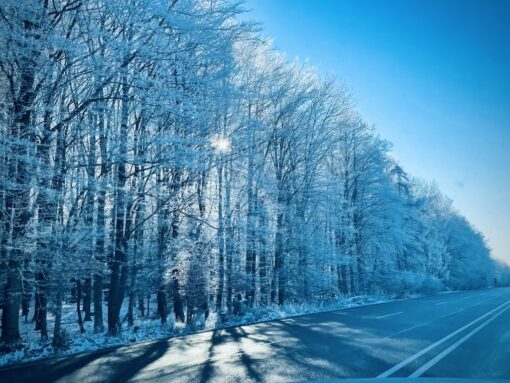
left=0, top=292, right=423, bottom=367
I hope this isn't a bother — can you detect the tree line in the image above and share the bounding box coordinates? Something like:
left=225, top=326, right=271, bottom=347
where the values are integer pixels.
left=1, top=0, right=506, bottom=348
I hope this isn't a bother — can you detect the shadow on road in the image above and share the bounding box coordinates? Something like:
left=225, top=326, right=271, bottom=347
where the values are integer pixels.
left=0, top=340, right=169, bottom=383
left=3, top=291, right=502, bottom=383
left=197, top=326, right=263, bottom=383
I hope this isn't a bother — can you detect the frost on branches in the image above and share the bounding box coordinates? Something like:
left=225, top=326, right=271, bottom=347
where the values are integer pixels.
left=0, top=0, right=507, bottom=363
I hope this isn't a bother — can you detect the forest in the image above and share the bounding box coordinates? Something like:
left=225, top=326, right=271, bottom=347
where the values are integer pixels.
left=1, top=0, right=507, bottom=355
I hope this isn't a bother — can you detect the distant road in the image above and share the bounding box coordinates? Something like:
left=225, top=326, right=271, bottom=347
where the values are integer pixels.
left=1, top=287, right=510, bottom=382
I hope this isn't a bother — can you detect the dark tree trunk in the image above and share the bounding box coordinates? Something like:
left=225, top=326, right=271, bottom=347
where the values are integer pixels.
left=83, top=278, right=92, bottom=321
left=93, top=274, right=103, bottom=333
left=1, top=265, right=22, bottom=344
left=138, top=295, right=145, bottom=317
left=107, top=75, right=129, bottom=336
left=258, top=199, right=269, bottom=306
left=157, top=289, right=168, bottom=324
left=93, top=90, right=108, bottom=334
left=1, top=65, right=37, bottom=345
left=216, top=161, right=225, bottom=312
left=170, top=195, right=184, bottom=323
left=33, top=281, right=48, bottom=339
left=245, top=116, right=256, bottom=306
left=34, top=292, right=41, bottom=327
left=21, top=285, right=31, bottom=322
left=225, top=164, right=234, bottom=315
left=274, top=208, right=285, bottom=306
left=52, top=289, right=63, bottom=348
left=172, top=269, right=185, bottom=323
left=76, top=280, right=85, bottom=334
left=156, top=199, right=169, bottom=325
left=127, top=293, right=134, bottom=326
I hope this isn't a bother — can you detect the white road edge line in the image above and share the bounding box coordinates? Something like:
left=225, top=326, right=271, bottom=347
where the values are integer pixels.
left=376, top=299, right=510, bottom=378
left=376, top=312, right=403, bottom=319
left=436, top=301, right=447, bottom=306
left=409, top=303, right=510, bottom=377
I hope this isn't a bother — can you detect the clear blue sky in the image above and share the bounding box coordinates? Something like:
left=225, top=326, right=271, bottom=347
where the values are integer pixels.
left=244, top=0, right=510, bottom=264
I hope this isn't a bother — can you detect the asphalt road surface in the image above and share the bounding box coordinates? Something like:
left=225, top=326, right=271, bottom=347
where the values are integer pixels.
left=1, top=287, right=510, bottom=383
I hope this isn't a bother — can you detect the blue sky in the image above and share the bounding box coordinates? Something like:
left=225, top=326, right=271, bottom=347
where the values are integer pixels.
left=244, top=0, right=510, bottom=263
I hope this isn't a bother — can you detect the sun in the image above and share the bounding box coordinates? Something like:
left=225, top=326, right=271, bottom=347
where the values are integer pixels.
left=211, top=135, right=231, bottom=154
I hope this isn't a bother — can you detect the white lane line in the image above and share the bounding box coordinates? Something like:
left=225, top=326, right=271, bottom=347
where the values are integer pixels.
left=385, top=308, right=465, bottom=339
left=385, top=293, right=503, bottom=340
left=376, top=312, right=403, bottom=319
left=436, top=301, right=447, bottom=306
left=376, top=300, right=510, bottom=378
left=409, top=303, right=510, bottom=377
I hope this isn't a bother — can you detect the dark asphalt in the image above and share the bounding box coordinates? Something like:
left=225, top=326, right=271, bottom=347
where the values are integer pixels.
left=1, top=287, right=510, bottom=382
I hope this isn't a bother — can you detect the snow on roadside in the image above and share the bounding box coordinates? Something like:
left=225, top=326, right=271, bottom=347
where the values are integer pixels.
left=0, top=292, right=421, bottom=367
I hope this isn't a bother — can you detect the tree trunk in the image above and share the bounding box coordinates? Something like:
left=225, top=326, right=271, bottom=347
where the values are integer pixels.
left=157, top=289, right=168, bottom=325
left=52, top=289, right=63, bottom=348
left=83, top=278, right=92, bottom=321
left=138, top=295, right=145, bottom=317
left=21, top=282, right=31, bottom=322
left=76, top=280, right=85, bottom=333
left=172, top=269, right=185, bottom=323
left=93, top=274, right=103, bottom=333
left=170, top=190, right=184, bottom=323
left=225, top=164, right=234, bottom=314
left=93, top=99, right=107, bottom=333
left=1, top=40, right=38, bottom=345
left=127, top=293, right=134, bottom=327
left=107, top=74, right=130, bottom=336
left=274, top=211, right=285, bottom=306
left=216, top=160, right=225, bottom=311
left=245, top=106, right=257, bottom=306
left=156, top=186, right=169, bottom=325
left=258, top=198, right=269, bottom=306
left=1, top=264, right=22, bottom=344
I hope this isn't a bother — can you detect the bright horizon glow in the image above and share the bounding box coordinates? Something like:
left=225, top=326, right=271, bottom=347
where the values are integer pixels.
left=244, top=0, right=510, bottom=265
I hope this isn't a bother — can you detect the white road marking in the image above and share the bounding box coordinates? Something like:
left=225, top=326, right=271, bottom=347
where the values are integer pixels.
left=383, top=293, right=501, bottom=340
left=435, top=301, right=447, bottom=306
left=376, top=312, right=403, bottom=319
left=376, top=300, right=510, bottom=378
left=385, top=308, right=465, bottom=339
left=409, top=303, right=510, bottom=377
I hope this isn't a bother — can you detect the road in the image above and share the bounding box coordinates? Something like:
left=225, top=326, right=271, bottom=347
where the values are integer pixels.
left=1, top=287, right=510, bottom=382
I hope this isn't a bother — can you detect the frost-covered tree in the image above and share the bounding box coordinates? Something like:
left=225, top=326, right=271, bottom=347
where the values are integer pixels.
left=0, top=0, right=502, bottom=351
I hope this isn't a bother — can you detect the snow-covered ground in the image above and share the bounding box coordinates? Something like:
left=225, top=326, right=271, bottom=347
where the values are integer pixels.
left=0, top=293, right=420, bottom=367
